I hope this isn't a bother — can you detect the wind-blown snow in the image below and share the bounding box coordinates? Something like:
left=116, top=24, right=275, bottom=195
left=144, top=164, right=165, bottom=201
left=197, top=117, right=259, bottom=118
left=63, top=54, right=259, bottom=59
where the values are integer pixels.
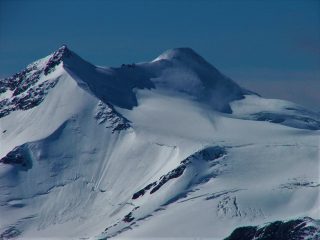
left=0, top=46, right=319, bottom=239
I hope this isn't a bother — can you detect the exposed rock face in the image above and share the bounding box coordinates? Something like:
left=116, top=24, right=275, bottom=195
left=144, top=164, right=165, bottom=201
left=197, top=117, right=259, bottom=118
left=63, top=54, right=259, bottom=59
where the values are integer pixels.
left=224, top=217, right=320, bottom=240
left=43, top=45, right=70, bottom=75
left=150, top=163, right=186, bottom=194
left=132, top=182, right=156, bottom=200
left=0, top=145, right=32, bottom=170
left=94, top=101, right=131, bottom=133
left=132, top=146, right=226, bottom=199
left=0, top=226, right=21, bottom=239
left=0, top=46, right=70, bottom=118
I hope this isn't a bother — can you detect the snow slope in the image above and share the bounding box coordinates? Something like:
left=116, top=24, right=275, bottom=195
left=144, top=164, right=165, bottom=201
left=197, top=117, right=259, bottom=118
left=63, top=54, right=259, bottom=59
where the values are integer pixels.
left=0, top=46, right=319, bottom=239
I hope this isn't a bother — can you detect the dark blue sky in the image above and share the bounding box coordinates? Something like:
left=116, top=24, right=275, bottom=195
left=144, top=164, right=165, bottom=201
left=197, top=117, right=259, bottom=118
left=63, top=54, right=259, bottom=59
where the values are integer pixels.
left=1, top=0, right=319, bottom=110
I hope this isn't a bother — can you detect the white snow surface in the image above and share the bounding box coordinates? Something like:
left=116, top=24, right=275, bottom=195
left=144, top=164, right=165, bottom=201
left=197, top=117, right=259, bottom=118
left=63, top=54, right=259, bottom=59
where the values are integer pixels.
left=0, top=46, right=319, bottom=239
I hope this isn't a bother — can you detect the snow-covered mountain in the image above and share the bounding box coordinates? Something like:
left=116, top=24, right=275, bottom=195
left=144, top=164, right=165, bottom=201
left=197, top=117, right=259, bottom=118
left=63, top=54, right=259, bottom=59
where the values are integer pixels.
left=0, top=45, right=319, bottom=239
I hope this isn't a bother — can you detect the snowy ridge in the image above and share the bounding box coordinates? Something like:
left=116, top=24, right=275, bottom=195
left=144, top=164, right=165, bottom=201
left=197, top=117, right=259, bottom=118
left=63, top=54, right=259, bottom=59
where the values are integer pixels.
left=231, top=95, right=320, bottom=130
left=0, top=45, right=319, bottom=239
left=102, top=146, right=228, bottom=238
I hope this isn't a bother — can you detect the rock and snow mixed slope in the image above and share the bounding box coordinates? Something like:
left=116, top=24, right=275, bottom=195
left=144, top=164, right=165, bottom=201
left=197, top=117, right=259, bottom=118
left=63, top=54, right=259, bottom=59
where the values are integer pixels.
left=0, top=46, right=319, bottom=239
left=225, top=217, right=320, bottom=240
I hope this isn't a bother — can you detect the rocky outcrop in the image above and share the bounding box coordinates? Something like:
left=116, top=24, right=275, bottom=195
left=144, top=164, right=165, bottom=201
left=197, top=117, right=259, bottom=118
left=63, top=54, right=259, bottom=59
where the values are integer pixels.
left=94, top=101, right=131, bottom=133
left=132, top=146, right=226, bottom=199
left=0, top=145, right=32, bottom=170
left=0, top=46, right=70, bottom=118
left=224, top=217, right=320, bottom=240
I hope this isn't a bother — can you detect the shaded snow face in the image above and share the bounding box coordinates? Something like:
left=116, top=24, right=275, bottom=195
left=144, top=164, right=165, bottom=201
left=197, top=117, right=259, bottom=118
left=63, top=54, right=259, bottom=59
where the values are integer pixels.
left=60, top=46, right=246, bottom=113
left=151, top=67, right=204, bottom=96
left=150, top=48, right=246, bottom=113
left=61, top=51, right=156, bottom=110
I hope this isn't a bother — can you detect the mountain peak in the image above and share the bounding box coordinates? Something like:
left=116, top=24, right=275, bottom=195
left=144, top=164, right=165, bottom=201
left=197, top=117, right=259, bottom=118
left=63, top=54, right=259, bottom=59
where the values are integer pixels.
left=153, top=47, right=207, bottom=64
left=48, top=44, right=74, bottom=62
left=0, top=45, right=74, bottom=118
left=55, top=44, right=70, bottom=55
left=58, top=44, right=68, bottom=51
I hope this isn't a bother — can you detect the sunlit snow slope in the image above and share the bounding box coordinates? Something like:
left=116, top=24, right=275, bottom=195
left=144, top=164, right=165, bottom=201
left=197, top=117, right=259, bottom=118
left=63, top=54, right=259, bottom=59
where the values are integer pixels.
left=0, top=46, right=319, bottom=239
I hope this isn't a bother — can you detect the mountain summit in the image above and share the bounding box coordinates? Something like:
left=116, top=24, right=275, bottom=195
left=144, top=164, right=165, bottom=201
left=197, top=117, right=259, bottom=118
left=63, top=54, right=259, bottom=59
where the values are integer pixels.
left=153, top=47, right=211, bottom=63
left=0, top=46, right=319, bottom=239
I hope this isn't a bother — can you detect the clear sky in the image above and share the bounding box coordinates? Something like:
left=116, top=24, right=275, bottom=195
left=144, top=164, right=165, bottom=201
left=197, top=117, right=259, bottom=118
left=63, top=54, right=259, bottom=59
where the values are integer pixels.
left=1, top=0, right=319, bottom=110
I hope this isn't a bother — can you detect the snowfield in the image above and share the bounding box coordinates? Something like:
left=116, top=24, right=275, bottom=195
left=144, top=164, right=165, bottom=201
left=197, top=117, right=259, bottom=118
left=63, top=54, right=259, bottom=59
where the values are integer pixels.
left=0, top=46, right=319, bottom=239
